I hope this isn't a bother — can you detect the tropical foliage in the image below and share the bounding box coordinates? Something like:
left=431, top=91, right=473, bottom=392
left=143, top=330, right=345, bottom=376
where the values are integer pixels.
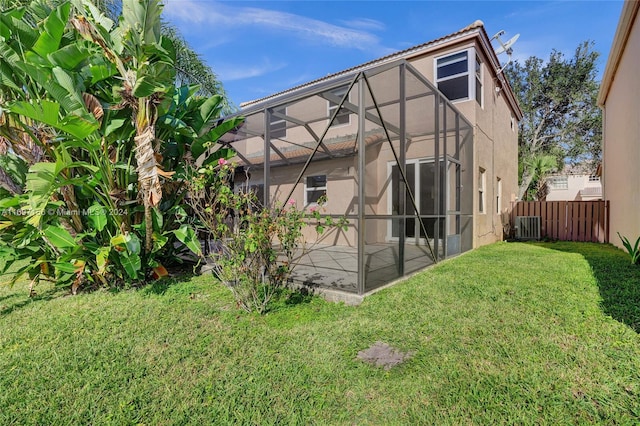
left=505, top=41, right=601, bottom=200
left=0, top=0, right=231, bottom=109
left=0, top=0, right=241, bottom=293
left=520, top=154, right=558, bottom=201
left=617, top=232, right=640, bottom=265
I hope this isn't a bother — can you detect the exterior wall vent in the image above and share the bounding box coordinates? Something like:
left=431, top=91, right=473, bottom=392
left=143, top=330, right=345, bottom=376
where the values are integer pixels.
left=515, top=216, right=541, bottom=240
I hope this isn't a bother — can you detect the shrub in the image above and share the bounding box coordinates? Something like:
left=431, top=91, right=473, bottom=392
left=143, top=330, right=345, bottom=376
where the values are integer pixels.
left=187, top=160, right=346, bottom=313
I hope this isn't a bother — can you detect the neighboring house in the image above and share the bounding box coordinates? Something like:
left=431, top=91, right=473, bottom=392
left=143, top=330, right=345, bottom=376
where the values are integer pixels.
left=544, top=173, right=602, bottom=201
left=597, top=0, right=640, bottom=249
left=215, top=21, right=522, bottom=295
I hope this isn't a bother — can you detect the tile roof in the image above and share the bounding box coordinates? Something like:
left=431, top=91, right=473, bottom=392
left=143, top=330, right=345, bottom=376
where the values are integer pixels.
left=240, top=20, right=487, bottom=109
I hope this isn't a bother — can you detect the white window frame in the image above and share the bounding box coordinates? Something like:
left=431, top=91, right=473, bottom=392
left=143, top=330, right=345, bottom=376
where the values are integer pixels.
left=475, top=54, right=483, bottom=108
left=479, top=167, right=486, bottom=214
left=434, top=48, right=482, bottom=104
left=269, top=105, right=287, bottom=139
left=588, top=175, right=600, bottom=182
left=385, top=158, right=437, bottom=244
left=327, top=87, right=350, bottom=128
left=304, top=175, right=327, bottom=206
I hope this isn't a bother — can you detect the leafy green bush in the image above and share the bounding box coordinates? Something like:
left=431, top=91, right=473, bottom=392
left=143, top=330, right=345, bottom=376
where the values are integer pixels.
left=0, top=0, right=240, bottom=293
left=187, top=160, right=346, bottom=313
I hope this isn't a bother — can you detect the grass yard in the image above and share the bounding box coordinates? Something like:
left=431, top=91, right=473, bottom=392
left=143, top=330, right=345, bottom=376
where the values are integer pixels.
left=1, top=241, right=639, bottom=424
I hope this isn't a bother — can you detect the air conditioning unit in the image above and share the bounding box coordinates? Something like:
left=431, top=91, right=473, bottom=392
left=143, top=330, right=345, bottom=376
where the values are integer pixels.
left=515, top=216, right=541, bottom=240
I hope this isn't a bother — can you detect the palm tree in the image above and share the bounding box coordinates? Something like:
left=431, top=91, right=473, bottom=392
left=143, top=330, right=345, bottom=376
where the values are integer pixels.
left=161, top=23, right=233, bottom=113
left=521, top=154, right=558, bottom=201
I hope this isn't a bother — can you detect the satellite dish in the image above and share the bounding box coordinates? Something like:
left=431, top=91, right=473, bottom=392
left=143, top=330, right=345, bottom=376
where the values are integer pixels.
left=491, top=30, right=505, bottom=41
left=495, top=34, right=520, bottom=55
left=491, top=30, right=520, bottom=74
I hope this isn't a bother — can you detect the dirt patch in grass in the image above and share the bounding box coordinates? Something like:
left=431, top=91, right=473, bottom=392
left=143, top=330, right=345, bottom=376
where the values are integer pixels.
left=357, top=341, right=414, bottom=370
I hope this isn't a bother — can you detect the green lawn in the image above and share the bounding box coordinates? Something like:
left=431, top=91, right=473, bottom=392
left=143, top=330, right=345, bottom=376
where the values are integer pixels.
left=1, top=242, right=639, bottom=424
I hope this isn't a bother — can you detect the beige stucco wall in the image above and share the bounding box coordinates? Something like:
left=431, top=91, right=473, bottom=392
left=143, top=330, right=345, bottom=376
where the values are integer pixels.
left=407, top=41, right=519, bottom=248
left=268, top=156, right=358, bottom=246
left=601, top=5, right=640, bottom=247
left=473, top=47, right=519, bottom=247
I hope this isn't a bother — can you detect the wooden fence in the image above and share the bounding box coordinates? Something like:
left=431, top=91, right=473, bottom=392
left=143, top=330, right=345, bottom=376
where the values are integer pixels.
left=510, top=200, right=609, bottom=243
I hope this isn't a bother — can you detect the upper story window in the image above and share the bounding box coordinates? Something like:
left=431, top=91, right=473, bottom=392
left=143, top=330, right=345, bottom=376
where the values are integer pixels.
left=588, top=175, right=600, bottom=182
left=437, top=51, right=469, bottom=101
left=435, top=49, right=482, bottom=105
left=269, top=105, right=287, bottom=139
left=548, top=176, right=568, bottom=190
left=328, top=86, right=350, bottom=127
left=475, top=55, right=483, bottom=107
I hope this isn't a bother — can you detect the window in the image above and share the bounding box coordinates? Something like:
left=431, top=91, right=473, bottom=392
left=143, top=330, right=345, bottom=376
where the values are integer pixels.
left=327, top=87, right=350, bottom=127
left=548, top=176, right=568, bottom=190
left=475, top=55, right=483, bottom=107
left=436, top=51, right=469, bottom=101
left=478, top=168, right=486, bottom=213
left=496, top=177, right=502, bottom=214
left=510, top=115, right=516, bottom=132
left=435, top=49, right=483, bottom=104
left=269, top=105, right=286, bottom=139
left=305, top=175, right=327, bottom=205
left=588, top=175, right=600, bottom=182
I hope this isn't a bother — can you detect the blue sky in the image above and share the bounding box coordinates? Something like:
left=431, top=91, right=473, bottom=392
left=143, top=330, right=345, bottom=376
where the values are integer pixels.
left=163, top=0, right=624, bottom=107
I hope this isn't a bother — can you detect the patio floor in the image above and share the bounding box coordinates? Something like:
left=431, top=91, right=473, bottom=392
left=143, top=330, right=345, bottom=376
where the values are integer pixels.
left=290, top=242, right=440, bottom=294
left=200, top=239, right=442, bottom=296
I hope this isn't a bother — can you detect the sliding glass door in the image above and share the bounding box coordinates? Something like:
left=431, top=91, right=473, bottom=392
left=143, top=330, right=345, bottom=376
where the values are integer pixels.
left=388, top=158, right=446, bottom=243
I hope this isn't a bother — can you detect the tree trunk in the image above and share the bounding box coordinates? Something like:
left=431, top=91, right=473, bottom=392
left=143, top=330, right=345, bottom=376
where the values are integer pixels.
left=134, top=109, right=162, bottom=253
left=60, top=184, right=83, bottom=232
left=517, top=165, right=535, bottom=201
left=0, top=166, right=22, bottom=195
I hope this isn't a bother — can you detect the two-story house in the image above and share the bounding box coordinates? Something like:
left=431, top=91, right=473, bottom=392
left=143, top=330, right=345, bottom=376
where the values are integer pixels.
left=213, top=21, right=522, bottom=297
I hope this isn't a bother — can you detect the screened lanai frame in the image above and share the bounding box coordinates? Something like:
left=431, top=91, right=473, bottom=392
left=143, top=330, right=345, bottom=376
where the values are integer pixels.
left=214, top=59, right=474, bottom=295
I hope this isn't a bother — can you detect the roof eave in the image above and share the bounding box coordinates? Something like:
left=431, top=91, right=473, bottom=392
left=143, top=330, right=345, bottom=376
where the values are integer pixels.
left=597, top=0, right=640, bottom=107
left=239, top=21, right=524, bottom=121
left=240, top=21, right=486, bottom=109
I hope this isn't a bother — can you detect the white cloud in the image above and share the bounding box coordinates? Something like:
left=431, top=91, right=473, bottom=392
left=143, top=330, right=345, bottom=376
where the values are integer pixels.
left=215, top=59, right=287, bottom=81
left=164, top=0, right=387, bottom=52
left=163, top=0, right=220, bottom=24
left=504, top=2, right=564, bottom=20
left=339, top=18, right=386, bottom=32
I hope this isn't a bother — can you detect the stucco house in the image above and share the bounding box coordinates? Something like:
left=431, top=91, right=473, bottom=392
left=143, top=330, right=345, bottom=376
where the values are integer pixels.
left=214, top=21, right=522, bottom=296
left=597, top=0, right=640, bottom=249
left=543, top=172, right=602, bottom=202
